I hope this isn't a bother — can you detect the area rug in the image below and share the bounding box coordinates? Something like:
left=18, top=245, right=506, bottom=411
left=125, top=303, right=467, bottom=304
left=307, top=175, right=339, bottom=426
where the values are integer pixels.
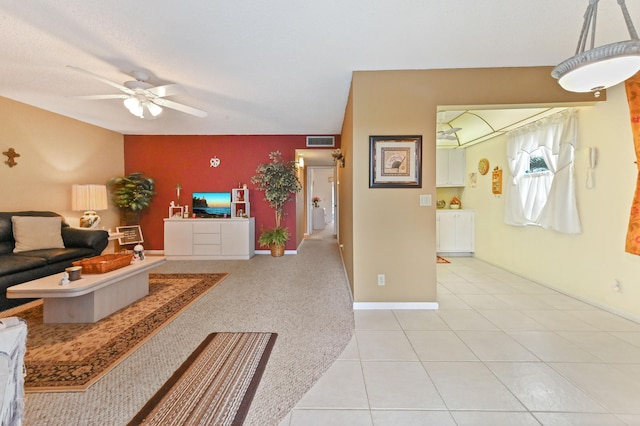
left=3, top=273, right=228, bottom=392
left=437, top=256, right=450, bottom=264
left=128, top=332, right=277, bottom=426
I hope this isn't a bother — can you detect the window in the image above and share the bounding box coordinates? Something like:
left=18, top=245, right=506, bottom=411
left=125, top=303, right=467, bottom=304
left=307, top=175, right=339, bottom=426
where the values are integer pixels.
left=528, top=154, right=549, bottom=173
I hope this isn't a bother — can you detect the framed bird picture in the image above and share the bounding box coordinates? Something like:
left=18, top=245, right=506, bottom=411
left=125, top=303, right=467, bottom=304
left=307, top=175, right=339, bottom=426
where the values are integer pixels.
left=369, top=135, right=422, bottom=188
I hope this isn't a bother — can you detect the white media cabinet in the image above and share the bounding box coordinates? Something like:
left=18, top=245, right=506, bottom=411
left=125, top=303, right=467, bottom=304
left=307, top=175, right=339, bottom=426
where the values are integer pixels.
left=164, top=217, right=255, bottom=260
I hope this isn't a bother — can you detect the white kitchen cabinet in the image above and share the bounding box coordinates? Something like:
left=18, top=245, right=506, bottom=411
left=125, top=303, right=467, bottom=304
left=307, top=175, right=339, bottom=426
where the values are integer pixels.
left=436, top=149, right=466, bottom=187
left=164, top=218, right=255, bottom=259
left=436, top=210, right=474, bottom=254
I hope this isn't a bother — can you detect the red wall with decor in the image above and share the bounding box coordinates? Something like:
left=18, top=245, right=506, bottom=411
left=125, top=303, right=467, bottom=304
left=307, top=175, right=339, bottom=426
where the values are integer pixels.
left=122, top=135, right=337, bottom=251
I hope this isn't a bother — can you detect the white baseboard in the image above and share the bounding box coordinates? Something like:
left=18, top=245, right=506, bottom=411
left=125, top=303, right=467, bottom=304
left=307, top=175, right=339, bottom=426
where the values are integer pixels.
left=353, top=302, right=439, bottom=310
left=254, top=249, right=298, bottom=255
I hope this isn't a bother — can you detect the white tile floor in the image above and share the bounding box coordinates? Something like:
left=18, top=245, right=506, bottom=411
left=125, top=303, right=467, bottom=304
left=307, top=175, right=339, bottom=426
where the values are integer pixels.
left=279, top=257, right=640, bottom=426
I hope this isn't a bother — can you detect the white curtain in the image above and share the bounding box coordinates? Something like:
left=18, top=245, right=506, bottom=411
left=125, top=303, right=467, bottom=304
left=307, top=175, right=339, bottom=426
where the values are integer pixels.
left=505, top=109, right=581, bottom=234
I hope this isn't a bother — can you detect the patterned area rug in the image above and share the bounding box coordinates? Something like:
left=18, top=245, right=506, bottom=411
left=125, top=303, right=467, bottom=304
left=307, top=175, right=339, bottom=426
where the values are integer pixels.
left=128, top=332, right=277, bottom=426
left=437, top=256, right=450, bottom=264
left=5, top=273, right=228, bottom=392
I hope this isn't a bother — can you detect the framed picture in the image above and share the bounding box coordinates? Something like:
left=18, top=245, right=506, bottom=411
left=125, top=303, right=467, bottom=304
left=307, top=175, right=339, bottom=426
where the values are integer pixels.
left=369, top=135, right=422, bottom=188
left=116, top=225, right=144, bottom=245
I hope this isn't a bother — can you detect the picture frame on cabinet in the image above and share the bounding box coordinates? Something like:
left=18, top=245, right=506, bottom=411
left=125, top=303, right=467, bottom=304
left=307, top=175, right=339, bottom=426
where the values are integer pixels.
left=116, top=225, right=144, bottom=245
left=369, top=135, right=422, bottom=188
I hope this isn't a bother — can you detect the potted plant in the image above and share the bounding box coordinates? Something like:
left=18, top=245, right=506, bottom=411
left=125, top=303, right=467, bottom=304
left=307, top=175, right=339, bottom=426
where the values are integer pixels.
left=107, top=172, right=156, bottom=224
left=251, top=151, right=302, bottom=257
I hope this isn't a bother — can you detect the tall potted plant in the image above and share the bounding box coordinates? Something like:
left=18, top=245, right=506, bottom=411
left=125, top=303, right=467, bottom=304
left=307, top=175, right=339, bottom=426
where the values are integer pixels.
left=251, top=151, right=302, bottom=257
left=107, top=172, right=156, bottom=225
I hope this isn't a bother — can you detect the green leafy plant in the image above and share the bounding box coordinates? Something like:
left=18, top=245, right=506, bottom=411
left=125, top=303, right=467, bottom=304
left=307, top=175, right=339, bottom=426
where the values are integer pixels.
left=251, top=151, right=302, bottom=228
left=251, top=151, right=301, bottom=255
left=257, top=226, right=291, bottom=248
left=107, top=172, right=156, bottom=224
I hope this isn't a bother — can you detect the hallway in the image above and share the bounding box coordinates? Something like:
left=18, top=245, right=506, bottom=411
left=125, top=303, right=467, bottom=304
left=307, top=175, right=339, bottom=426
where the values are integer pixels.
left=282, top=256, right=640, bottom=425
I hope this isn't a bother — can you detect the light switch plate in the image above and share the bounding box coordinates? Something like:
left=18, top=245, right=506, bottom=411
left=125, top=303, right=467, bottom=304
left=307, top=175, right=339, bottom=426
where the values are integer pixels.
left=419, top=194, right=432, bottom=206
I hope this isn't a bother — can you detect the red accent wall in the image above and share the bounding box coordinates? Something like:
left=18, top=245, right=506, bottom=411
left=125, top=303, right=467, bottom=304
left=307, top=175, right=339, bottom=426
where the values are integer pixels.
left=123, top=135, right=337, bottom=251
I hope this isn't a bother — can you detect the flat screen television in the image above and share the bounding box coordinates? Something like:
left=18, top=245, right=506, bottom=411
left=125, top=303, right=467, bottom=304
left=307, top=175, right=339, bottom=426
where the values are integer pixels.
left=192, top=192, right=232, bottom=218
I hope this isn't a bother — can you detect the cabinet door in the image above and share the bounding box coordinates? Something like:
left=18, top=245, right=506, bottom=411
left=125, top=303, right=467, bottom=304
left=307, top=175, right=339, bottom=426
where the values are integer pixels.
left=436, top=150, right=449, bottom=186
left=455, top=211, right=475, bottom=252
left=448, top=149, right=466, bottom=186
left=436, top=212, right=457, bottom=252
left=221, top=221, right=250, bottom=255
left=164, top=221, right=193, bottom=255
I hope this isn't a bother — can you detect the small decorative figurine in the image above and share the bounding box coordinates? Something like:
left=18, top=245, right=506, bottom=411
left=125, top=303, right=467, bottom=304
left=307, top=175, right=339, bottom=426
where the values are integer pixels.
left=60, top=272, right=70, bottom=285
left=133, top=244, right=145, bottom=261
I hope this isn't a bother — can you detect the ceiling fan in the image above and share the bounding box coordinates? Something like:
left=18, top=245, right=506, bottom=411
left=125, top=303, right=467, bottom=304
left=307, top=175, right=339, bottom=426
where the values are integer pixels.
left=67, top=66, right=208, bottom=119
left=436, top=127, right=461, bottom=140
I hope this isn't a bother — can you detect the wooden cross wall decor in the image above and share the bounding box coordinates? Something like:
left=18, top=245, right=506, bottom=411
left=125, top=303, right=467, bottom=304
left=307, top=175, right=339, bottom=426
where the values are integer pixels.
left=2, top=148, right=20, bottom=168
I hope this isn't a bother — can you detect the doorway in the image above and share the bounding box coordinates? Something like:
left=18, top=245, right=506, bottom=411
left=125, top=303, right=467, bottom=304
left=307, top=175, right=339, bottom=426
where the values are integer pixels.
left=306, top=166, right=336, bottom=237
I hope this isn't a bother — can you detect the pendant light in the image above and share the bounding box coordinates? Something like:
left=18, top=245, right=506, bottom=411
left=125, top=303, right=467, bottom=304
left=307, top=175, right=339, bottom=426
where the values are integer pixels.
left=552, top=0, right=640, bottom=94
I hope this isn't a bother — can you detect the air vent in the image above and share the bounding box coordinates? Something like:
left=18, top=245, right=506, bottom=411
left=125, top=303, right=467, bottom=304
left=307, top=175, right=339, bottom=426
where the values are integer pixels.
left=306, top=136, right=335, bottom=147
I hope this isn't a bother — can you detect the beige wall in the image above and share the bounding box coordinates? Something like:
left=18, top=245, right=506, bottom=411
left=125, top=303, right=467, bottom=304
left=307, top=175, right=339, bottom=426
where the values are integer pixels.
left=0, top=97, right=124, bottom=230
left=339, top=84, right=355, bottom=295
left=347, top=67, right=597, bottom=305
left=464, top=84, right=640, bottom=320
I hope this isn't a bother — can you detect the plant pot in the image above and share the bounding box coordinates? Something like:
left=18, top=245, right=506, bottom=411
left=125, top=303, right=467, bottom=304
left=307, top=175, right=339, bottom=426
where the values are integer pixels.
left=269, top=243, right=285, bottom=257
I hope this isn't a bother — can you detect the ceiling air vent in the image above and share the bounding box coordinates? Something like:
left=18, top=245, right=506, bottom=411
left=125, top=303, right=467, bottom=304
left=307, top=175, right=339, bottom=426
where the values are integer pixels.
left=306, top=136, right=335, bottom=147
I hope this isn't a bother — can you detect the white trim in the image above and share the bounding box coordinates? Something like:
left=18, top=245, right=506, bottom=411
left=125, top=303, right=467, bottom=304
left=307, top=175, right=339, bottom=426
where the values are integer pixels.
left=255, top=249, right=298, bottom=255
left=353, top=302, right=439, bottom=310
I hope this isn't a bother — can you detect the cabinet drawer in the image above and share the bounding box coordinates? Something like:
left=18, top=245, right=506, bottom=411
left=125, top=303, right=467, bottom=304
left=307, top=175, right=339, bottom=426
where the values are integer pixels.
left=193, top=222, right=221, bottom=233
left=193, top=244, right=222, bottom=255
left=193, top=233, right=221, bottom=245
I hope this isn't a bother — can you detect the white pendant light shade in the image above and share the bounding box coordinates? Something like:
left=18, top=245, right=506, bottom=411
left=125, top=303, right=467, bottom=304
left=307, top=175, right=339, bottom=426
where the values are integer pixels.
left=552, top=0, right=640, bottom=93
left=555, top=42, right=640, bottom=92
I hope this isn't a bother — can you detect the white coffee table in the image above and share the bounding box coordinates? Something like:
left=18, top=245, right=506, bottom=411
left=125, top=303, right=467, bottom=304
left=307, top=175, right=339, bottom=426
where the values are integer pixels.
left=7, top=256, right=166, bottom=323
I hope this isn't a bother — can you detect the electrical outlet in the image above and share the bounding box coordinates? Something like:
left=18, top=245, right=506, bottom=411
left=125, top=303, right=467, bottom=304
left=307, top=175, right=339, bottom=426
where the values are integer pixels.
left=378, top=274, right=385, bottom=286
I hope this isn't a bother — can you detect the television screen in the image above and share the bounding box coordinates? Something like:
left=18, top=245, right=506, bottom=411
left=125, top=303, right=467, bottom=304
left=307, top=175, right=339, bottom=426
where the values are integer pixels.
left=192, top=192, right=232, bottom=217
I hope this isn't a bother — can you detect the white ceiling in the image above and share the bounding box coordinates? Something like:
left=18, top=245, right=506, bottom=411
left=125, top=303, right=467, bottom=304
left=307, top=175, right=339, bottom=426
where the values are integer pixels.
left=1, top=1, right=637, bottom=136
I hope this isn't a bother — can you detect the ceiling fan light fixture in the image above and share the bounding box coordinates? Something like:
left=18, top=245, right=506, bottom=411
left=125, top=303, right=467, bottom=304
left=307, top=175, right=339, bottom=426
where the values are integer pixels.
left=552, top=0, right=640, bottom=93
left=123, top=96, right=143, bottom=117
left=146, top=101, right=163, bottom=117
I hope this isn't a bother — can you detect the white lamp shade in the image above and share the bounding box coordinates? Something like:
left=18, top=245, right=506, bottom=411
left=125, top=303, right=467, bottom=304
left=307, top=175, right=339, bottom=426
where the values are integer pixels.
left=71, top=184, right=108, bottom=211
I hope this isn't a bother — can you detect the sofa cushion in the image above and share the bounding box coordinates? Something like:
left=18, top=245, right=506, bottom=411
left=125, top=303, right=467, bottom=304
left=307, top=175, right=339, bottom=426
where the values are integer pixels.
left=0, top=254, right=47, bottom=276
left=13, top=247, right=97, bottom=264
left=12, top=216, right=64, bottom=253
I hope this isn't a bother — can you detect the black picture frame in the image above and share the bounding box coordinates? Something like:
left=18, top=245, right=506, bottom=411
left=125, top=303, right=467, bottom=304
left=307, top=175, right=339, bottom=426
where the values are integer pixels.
left=369, top=135, right=422, bottom=188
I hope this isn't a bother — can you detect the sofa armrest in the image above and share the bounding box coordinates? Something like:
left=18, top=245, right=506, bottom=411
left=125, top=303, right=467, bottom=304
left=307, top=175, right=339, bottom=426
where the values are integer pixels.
left=61, top=228, right=109, bottom=252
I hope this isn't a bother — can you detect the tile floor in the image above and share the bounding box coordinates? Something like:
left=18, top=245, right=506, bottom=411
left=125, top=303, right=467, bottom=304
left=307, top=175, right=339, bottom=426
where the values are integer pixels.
left=279, top=256, right=640, bottom=426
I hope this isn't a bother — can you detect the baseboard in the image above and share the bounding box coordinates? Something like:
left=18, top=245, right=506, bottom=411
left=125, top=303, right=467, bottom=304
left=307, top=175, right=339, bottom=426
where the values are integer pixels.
left=353, top=302, right=439, bottom=310
left=254, top=249, right=298, bottom=255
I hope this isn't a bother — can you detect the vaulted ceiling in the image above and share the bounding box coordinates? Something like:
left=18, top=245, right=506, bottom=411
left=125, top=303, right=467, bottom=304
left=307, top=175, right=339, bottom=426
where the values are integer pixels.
left=1, top=1, right=636, bottom=135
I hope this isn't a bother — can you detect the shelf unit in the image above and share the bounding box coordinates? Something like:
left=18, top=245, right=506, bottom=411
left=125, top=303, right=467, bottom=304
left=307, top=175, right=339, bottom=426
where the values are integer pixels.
left=163, top=217, right=255, bottom=260
left=231, top=188, right=250, bottom=218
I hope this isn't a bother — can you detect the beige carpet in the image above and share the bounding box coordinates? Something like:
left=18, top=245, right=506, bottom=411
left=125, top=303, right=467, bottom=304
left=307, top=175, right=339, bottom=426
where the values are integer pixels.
left=6, top=273, right=227, bottom=392
left=22, top=233, right=354, bottom=425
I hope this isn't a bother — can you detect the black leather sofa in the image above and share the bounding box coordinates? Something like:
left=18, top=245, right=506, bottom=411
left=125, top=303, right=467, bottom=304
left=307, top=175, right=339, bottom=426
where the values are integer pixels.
left=0, top=211, right=108, bottom=311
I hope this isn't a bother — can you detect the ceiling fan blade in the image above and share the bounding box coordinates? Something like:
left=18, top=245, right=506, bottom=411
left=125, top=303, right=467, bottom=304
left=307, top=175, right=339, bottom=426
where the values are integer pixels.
left=146, top=84, right=183, bottom=98
left=153, top=98, right=208, bottom=118
left=440, top=127, right=462, bottom=135
left=67, top=65, right=134, bottom=95
left=74, top=94, right=129, bottom=100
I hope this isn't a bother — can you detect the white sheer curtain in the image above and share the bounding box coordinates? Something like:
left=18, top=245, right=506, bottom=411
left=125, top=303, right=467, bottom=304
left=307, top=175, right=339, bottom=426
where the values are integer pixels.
left=505, top=108, right=581, bottom=234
